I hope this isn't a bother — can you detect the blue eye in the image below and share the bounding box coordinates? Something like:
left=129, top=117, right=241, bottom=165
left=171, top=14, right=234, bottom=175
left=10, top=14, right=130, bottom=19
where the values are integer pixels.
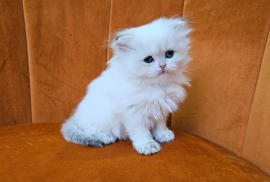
left=144, top=56, right=154, bottom=63
left=165, top=50, right=174, bottom=58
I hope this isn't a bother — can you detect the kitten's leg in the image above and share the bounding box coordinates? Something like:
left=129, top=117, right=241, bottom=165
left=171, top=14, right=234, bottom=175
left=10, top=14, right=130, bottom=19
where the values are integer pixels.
left=152, top=117, right=175, bottom=143
left=124, top=117, right=161, bottom=155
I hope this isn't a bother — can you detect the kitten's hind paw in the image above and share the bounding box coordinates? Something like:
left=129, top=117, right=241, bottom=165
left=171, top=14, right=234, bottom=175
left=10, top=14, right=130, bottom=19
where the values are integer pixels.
left=134, top=140, right=161, bottom=155
left=71, top=132, right=116, bottom=147
left=76, top=137, right=105, bottom=147
left=99, top=132, right=117, bottom=145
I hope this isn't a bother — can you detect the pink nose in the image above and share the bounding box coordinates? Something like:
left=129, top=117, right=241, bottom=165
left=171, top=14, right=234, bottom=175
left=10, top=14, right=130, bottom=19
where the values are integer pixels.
left=159, top=64, right=166, bottom=69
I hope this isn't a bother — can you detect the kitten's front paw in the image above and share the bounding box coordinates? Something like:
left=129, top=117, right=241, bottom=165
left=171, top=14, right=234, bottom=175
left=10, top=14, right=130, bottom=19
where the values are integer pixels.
left=134, top=140, right=161, bottom=155
left=153, top=129, right=175, bottom=143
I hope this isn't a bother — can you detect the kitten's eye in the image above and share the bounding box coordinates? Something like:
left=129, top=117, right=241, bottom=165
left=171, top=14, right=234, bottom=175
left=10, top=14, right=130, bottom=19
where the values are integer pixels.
left=165, top=50, right=174, bottom=58
left=144, top=56, right=154, bottom=63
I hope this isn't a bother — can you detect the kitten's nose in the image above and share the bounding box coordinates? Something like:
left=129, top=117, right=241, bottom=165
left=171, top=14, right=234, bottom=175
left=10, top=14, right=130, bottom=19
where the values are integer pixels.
left=159, top=64, right=166, bottom=69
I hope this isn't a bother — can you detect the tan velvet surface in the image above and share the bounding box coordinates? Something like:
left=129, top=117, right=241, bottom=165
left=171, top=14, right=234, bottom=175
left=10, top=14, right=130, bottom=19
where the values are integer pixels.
left=23, top=0, right=111, bottom=123
left=243, top=31, right=270, bottom=176
left=0, top=123, right=269, bottom=182
left=107, top=0, right=185, bottom=59
left=0, top=0, right=31, bottom=127
left=172, top=0, right=270, bottom=156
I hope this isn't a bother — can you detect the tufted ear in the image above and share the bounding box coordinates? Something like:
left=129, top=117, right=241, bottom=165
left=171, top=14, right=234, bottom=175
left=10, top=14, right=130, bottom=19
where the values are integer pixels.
left=111, top=30, right=133, bottom=52
left=171, top=17, right=192, bottom=35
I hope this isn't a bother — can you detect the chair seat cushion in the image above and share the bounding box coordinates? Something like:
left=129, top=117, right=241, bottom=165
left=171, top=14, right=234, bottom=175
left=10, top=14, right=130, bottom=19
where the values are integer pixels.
left=0, top=123, right=269, bottom=181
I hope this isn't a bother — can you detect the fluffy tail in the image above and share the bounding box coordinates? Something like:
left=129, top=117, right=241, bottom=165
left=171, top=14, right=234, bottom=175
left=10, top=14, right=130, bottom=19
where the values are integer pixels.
left=61, top=121, right=105, bottom=147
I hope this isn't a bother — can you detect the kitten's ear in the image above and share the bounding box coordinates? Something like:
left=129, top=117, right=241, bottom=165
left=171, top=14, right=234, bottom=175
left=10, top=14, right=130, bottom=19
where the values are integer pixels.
left=171, top=18, right=192, bottom=36
left=111, top=30, right=133, bottom=52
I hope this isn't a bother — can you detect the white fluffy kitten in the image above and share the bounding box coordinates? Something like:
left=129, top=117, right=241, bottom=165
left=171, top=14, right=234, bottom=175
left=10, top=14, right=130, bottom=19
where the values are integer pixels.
left=61, top=17, right=192, bottom=155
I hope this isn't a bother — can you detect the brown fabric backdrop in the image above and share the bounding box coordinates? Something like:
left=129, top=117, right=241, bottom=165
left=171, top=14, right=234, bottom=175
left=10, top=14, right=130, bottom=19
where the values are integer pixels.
left=23, top=0, right=111, bottom=123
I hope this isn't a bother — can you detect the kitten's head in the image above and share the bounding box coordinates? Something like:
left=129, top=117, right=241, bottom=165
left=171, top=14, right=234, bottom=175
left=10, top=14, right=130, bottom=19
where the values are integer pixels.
left=109, top=17, right=192, bottom=84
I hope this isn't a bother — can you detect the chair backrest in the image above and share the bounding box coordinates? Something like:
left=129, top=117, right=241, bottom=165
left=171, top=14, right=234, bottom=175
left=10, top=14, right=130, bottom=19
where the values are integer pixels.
left=0, top=0, right=269, bottom=176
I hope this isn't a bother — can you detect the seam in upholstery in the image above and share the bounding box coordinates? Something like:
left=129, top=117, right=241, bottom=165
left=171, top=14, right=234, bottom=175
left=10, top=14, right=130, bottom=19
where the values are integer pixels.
left=181, top=0, right=186, bottom=17
left=241, top=25, right=270, bottom=157
left=21, top=0, right=33, bottom=124
left=105, top=0, right=113, bottom=67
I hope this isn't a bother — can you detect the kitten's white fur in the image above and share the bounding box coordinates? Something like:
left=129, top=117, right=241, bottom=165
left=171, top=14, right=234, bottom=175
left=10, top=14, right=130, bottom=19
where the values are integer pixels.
left=61, top=17, right=192, bottom=155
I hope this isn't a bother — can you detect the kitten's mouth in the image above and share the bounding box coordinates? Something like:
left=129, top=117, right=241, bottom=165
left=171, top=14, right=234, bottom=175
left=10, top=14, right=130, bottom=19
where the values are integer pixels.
left=158, top=69, right=168, bottom=75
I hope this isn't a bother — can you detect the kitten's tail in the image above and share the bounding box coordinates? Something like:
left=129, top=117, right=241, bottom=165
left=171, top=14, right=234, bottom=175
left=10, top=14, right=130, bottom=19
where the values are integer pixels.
left=61, top=121, right=105, bottom=147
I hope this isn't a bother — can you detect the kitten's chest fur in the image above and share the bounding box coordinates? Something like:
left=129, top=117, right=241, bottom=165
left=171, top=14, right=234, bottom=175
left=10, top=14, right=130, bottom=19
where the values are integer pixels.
left=94, top=67, right=186, bottom=121
left=119, top=83, right=184, bottom=120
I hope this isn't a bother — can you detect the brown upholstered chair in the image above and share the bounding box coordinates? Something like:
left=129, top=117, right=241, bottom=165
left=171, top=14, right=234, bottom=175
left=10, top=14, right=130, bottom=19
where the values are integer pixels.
left=1, top=0, right=270, bottom=181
